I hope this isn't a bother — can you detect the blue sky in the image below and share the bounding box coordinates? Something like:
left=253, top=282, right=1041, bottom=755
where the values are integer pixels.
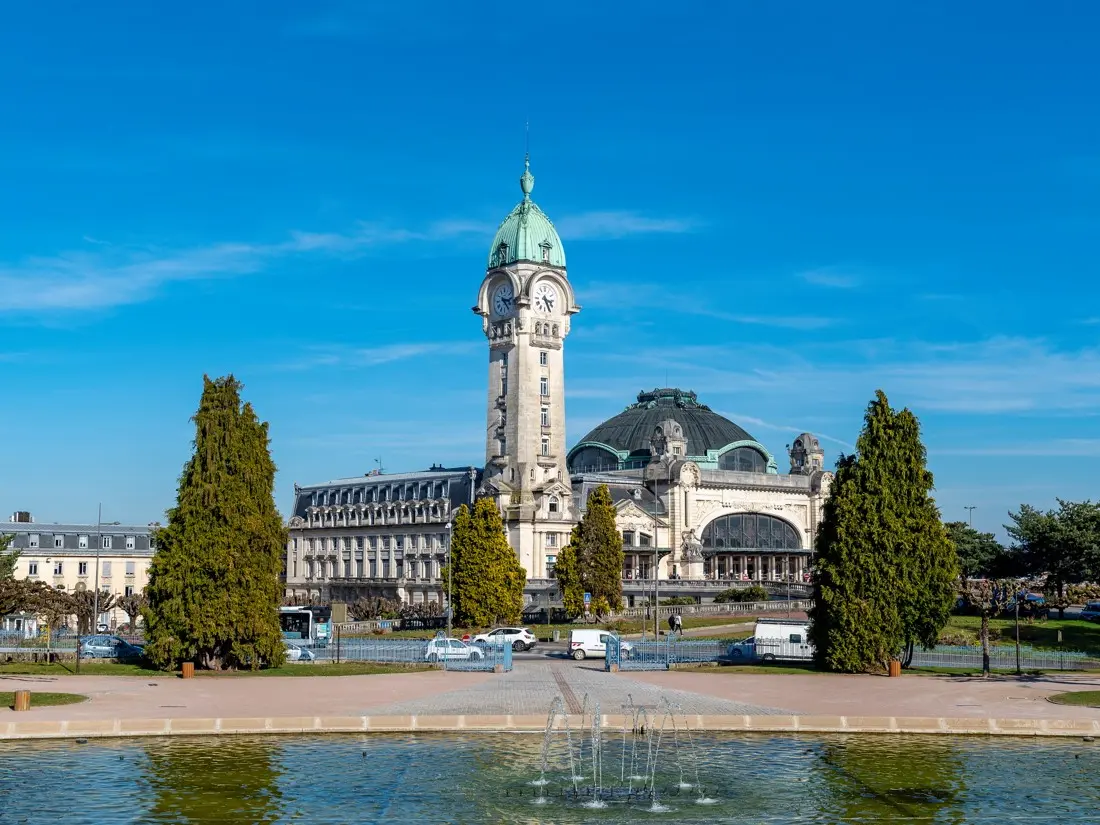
left=1, top=2, right=1098, bottom=540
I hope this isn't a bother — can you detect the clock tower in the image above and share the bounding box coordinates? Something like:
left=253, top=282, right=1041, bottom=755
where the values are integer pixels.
left=473, top=157, right=579, bottom=577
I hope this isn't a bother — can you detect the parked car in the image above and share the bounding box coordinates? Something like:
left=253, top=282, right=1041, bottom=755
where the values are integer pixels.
left=568, top=629, right=633, bottom=660
left=1080, top=601, right=1100, bottom=622
left=79, top=634, right=145, bottom=660
left=472, top=627, right=537, bottom=651
left=285, top=643, right=316, bottom=662
left=726, top=637, right=757, bottom=660
left=426, top=638, right=484, bottom=663
left=1002, top=592, right=1048, bottom=619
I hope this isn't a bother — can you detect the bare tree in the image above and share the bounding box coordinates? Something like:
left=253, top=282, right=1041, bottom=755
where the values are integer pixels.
left=960, top=578, right=1014, bottom=677
left=116, top=592, right=148, bottom=633
left=69, top=589, right=119, bottom=635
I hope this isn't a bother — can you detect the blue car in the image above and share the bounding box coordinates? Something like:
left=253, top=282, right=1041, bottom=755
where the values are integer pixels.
left=79, top=634, right=145, bottom=660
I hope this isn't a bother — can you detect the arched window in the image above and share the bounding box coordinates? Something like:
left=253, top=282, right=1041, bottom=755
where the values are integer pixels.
left=548, top=496, right=559, bottom=514
left=568, top=446, right=620, bottom=473
left=701, top=513, right=801, bottom=551
left=718, top=446, right=767, bottom=473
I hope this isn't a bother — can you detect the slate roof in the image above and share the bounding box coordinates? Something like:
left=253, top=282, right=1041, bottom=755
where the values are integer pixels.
left=573, top=388, right=756, bottom=459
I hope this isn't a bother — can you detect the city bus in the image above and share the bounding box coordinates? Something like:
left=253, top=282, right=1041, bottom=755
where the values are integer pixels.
left=279, top=606, right=331, bottom=646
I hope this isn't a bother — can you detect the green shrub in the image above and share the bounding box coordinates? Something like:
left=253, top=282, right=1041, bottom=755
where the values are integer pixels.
left=714, top=585, right=768, bottom=603
left=659, top=596, right=697, bottom=606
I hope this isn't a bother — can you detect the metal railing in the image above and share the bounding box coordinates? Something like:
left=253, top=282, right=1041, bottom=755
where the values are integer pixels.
left=605, top=635, right=735, bottom=671
left=614, top=600, right=813, bottom=619
left=910, top=644, right=1100, bottom=671
left=324, top=630, right=511, bottom=672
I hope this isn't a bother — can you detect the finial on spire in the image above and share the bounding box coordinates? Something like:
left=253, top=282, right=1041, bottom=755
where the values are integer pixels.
left=520, top=121, right=534, bottom=199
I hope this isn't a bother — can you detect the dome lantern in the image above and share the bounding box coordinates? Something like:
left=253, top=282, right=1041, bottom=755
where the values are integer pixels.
left=487, top=156, right=566, bottom=270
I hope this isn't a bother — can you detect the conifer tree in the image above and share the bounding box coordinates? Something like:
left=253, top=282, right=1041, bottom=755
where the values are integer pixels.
left=560, top=485, right=625, bottom=613
left=0, top=534, right=18, bottom=579
left=144, top=376, right=287, bottom=670
left=447, top=499, right=525, bottom=627
left=809, top=390, right=957, bottom=672
left=553, top=530, right=585, bottom=617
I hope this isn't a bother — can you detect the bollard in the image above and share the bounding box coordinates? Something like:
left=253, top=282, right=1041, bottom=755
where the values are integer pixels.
left=13, top=690, right=31, bottom=711
left=887, top=660, right=902, bottom=678
left=181, top=662, right=195, bottom=679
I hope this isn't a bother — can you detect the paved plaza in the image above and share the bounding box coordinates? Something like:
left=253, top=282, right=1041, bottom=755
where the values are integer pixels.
left=2, top=663, right=1099, bottom=733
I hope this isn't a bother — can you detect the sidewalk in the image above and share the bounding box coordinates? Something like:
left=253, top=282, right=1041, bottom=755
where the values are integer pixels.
left=1, top=663, right=1098, bottom=739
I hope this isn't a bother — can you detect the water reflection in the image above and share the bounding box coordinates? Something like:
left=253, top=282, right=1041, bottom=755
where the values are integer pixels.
left=815, top=736, right=966, bottom=824
left=0, top=733, right=1095, bottom=824
left=143, top=738, right=283, bottom=824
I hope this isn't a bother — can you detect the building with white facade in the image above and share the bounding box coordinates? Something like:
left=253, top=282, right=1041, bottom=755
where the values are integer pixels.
left=282, top=157, right=831, bottom=606
left=3, top=511, right=155, bottom=628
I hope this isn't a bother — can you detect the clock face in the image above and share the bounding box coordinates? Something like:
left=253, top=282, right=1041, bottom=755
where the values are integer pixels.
left=492, top=281, right=514, bottom=317
left=533, top=282, right=558, bottom=314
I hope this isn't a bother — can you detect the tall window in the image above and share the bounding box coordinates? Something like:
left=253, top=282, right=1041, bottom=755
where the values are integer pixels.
left=125, top=536, right=136, bottom=549
left=78, top=562, right=88, bottom=576
left=124, top=585, right=135, bottom=597
left=546, top=555, right=557, bottom=578
left=548, top=496, right=559, bottom=514
left=541, top=437, right=550, bottom=456
left=539, top=351, right=548, bottom=366
left=28, top=534, right=39, bottom=548
left=79, top=535, right=89, bottom=549
left=125, top=561, right=135, bottom=576
left=541, top=407, right=549, bottom=427
left=102, top=561, right=112, bottom=577
left=28, top=561, right=38, bottom=576
left=540, top=377, right=549, bottom=396
left=54, top=535, right=64, bottom=548
left=102, top=535, right=112, bottom=550
left=53, top=561, right=63, bottom=576
left=622, top=531, right=635, bottom=546
left=545, top=533, right=558, bottom=548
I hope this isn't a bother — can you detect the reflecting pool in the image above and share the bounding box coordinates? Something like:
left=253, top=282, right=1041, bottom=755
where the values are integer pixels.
left=0, top=732, right=1097, bottom=823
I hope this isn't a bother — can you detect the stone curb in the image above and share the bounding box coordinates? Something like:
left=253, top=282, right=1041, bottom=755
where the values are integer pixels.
left=2, top=714, right=1098, bottom=740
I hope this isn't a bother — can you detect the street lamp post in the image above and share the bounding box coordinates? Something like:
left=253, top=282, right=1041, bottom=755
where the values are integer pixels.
left=445, top=523, right=453, bottom=636
left=964, top=506, right=976, bottom=528
left=92, top=504, right=102, bottom=632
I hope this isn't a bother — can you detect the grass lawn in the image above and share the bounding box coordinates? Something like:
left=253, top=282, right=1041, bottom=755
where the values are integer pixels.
left=1, top=691, right=87, bottom=708
left=1047, top=690, right=1100, bottom=708
left=0, top=662, right=159, bottom=677
left=945, top=616, right=1100, bottom=655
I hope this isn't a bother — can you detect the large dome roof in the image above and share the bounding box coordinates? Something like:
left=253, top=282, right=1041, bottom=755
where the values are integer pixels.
left=487, top=159, right=566, bottom=269
left=570, top=388, right=758, bottom=464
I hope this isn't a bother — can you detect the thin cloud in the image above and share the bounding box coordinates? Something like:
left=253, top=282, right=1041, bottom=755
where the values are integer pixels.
left=555, top=211, right=696, bottom=240
left=1, top=220, right=486, bottom=314
left=722, top=412, right=855, bottom=451
left=277, top=342, right=478, bottom=371
left=798, top=267, right=859, bottom=289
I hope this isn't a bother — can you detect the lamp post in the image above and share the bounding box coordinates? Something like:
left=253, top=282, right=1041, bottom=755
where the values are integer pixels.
left=964, top=506, right=976, bottom=528
left=92, top=504, right=102, bottom=633
left=445, top=522, right=453, bottom=636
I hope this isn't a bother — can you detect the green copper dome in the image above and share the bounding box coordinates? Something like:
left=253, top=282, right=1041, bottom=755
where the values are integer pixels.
left=487, top=158, right=566, bottom=269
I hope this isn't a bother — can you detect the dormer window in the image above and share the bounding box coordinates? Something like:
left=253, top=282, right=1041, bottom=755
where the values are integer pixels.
left=497, top=242, right=509, bottom=264
left=540, top=242, right=552, bottom=262
left=548, top=496, right=559, bottom=514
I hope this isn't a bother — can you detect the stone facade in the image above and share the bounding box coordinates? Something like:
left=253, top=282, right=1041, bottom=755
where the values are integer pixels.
left=282, top=467, right=480, bottom=605
left=3, top=514, right=155, bottom=628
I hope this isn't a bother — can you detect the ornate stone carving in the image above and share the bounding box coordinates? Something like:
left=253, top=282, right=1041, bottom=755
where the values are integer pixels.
left=680, top=529, right=704, bottom=561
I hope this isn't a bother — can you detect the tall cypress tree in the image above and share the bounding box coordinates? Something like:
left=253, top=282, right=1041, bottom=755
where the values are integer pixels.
left=809, top=390, right=957, bottom=672
left=447, top=498, right=525, bottom=627
left=553, top=530, right=585, bottom=617
left=561, top=485, right=625, bottom=612
left=144, top=376, right=287, bottom=670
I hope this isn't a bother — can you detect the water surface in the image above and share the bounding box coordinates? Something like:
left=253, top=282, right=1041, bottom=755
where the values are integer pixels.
left=0, top=732, right=1096, bottom=823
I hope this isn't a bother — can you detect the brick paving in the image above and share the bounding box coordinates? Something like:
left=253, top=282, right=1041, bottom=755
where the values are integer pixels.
left=364, top=662, right=792, bottom=717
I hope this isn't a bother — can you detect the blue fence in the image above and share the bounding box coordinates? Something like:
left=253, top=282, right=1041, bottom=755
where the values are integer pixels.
left=605, top=635, right=731, bottom=671
left=910, top=644, right=1100, bottom=671
left=313, top=632, right=512, bottom=672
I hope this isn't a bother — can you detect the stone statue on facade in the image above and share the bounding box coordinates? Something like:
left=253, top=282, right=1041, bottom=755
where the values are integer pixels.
left=680, top=529, right=704, bottom=561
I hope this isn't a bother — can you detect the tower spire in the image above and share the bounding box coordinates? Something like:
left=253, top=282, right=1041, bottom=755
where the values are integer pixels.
left=520, top=121, right=534, bottom=201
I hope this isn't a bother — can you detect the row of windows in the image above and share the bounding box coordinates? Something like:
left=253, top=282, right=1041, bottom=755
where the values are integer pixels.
left=294, top=534, right=449, bottom=554
left=26, top=534, right=135, bottom=550
left=28, top=560, right=137, bottom=577
left=310, top=481, right=453, bottom=507
left=621, top=531, right=653, bottom=547
left=296, top=557, right=442, bottom=580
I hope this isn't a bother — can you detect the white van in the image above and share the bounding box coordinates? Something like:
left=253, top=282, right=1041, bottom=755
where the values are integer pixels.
left=728, top=619, right=814, bottom=662
left=568, top=629, right=634, bottom=660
